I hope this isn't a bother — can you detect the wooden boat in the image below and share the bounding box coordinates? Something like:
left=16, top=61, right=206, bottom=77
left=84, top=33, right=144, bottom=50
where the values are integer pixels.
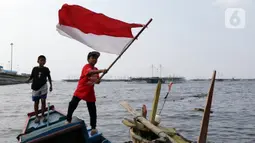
left=16, top=104, right=111, bottom=143
left=122, top=118, right=192, bottom=143
left=120, top=71, right=217, bottom=143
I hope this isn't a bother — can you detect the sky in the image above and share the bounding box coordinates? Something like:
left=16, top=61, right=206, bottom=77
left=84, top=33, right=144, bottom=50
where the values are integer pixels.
left=0, top=0, right=254, bottom=80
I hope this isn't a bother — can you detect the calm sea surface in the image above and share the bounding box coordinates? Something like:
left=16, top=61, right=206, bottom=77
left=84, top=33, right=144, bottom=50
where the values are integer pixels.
left=0, top=81, right=254, bottom=143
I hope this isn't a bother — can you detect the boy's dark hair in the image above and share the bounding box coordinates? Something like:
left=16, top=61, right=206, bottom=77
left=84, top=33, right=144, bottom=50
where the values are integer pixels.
left=38, top=55, right=46, bottom=61
left=87, top=51, right=100, bottom=60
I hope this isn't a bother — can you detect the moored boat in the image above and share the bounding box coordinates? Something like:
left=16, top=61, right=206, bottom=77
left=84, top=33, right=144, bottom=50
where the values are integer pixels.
left=120, top=71, right=217, bottom=143
left=122, top=119, right=192, bottom=143
left=17, top=104, right=111, bottom=143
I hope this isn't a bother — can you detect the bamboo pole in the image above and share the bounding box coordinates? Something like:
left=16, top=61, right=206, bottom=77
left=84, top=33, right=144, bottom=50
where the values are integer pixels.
left=120, top=101, right=175, bottom=143
left=197, top=71, right=216, bottom=143
left=122, top=118, right=148, bottom=131
left=150, top=80, right=162, bottom=124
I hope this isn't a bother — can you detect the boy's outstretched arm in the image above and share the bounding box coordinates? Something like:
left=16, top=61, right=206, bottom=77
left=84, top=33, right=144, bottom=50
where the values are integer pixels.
left=87, top=69, right=107, bottom=84
left=87, top=69, right=107, bottom=76
left=95, top=69, right=108, bottom=84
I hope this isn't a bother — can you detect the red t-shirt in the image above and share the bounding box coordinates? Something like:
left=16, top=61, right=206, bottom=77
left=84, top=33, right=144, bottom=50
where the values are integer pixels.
left=74, top=64, right=99, bottom=102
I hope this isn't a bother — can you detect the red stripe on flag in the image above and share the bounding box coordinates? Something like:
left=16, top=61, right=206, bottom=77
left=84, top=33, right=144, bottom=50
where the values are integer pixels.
left=58, top=4, right=144, bottom=38
left=168, top=82, right=173, bottom=91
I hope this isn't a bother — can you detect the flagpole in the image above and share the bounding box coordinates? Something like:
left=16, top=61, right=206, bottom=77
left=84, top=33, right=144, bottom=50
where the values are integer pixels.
left=197, top=71, right=216, bottom=143
left=99, top=18, right=153, bottom=80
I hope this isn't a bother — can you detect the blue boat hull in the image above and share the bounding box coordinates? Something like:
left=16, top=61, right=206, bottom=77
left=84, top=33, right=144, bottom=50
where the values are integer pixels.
left=17, top=105, right=111, bottom=143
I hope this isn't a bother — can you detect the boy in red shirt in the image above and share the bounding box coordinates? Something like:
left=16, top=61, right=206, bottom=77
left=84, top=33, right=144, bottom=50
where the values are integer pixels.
left=65, top=51, right=107, bottom=135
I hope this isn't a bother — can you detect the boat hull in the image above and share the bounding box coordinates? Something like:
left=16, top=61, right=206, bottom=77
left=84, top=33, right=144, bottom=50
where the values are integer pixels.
left=129, top=128, right=163, bottom=143
left=17, top=105, right=111, bottom=143
left=130, top=128, right=142, bottom=143
left=129, top=127, right=193, bottom=143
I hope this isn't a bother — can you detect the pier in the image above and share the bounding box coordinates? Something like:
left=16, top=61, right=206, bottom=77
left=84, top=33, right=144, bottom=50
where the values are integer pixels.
left=62, top=76, right=186, bottom=84
left=130, top=76, right=186, bottom=83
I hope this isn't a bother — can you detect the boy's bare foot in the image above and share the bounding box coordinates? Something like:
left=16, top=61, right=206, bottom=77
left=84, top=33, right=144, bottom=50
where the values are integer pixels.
left=90, top=129, right=98, bottom=136
left=34, top=117, right=40, bottom=123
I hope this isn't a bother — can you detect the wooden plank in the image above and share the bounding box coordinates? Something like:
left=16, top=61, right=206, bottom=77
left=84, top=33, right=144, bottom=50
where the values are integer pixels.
left=150, top=80, right=162, bottom=124
left=197, top=71, right=216, bottom=143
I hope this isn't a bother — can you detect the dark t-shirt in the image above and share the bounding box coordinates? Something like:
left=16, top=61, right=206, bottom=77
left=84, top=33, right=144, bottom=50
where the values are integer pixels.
left=30, top=66, right=50, bottom=90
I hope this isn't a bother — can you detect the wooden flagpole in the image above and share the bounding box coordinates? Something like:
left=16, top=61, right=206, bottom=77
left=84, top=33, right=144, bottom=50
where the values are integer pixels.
left=99, top=18, right=153, bottom=80
left=197, top=70, right=216, bottom=143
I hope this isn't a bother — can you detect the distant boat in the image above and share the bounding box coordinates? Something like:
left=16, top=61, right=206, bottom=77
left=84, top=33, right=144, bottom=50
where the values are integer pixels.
left=62, top=79, right=79, bottom=82
left=16, top=104, right=111, bottom=143
left=145, top=77, right=165, bottom=84
left=215, top=79, right=224, bottom=82
left=190, top=79, right=209, bottom=81
left=0, top=66, right=30, bottom=85
left=62, top=78, right=130, bottom=82
left=130, top=77, right=185, bottom=84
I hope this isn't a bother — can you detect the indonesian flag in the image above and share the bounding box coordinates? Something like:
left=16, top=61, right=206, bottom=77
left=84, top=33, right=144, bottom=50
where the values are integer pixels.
left=56, top=4, right=144, bottom=55
left=168, top=82, right=173, bottom=91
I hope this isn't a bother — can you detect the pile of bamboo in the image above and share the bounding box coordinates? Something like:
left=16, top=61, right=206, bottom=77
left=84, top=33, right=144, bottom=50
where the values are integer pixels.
left=120, top=71, right=217, bottom=143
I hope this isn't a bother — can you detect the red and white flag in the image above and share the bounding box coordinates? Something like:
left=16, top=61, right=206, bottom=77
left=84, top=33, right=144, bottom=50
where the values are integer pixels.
left=168, top=82, right=173, bottom=91
left=57, top=4, right=144, bottom=55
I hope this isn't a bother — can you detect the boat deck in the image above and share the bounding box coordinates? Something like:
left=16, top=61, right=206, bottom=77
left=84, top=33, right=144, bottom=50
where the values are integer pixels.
left=26, top=110, right=64, bottom=132
left=19, top=106, right=111, bottom=143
